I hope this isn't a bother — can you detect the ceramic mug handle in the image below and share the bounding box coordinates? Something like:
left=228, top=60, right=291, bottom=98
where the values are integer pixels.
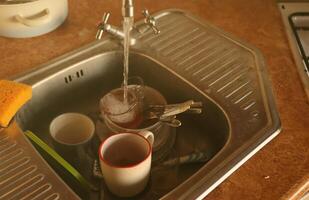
left=139, top=130, right=154, bottom=146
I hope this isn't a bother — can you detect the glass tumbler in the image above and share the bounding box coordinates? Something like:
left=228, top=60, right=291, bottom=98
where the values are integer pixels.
left=100, top=76, right=144, bottom=129
left=101, top=84, right=176, bottom=163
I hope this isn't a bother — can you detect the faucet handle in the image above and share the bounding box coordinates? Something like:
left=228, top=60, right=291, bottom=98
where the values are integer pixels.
left=96, top=12, right=111, bottom=40
left=101, top=12, right=110, bottom=24
left=142, top=9, right=160, bottom=34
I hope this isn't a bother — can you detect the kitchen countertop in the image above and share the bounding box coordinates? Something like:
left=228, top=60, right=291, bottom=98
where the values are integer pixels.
left=0, top=0, right=308, bottom=199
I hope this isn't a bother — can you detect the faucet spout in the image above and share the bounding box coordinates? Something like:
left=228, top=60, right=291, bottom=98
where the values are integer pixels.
left=122, top=0, right=134, bottom=17
left=96, top=2, right=159, bottom=45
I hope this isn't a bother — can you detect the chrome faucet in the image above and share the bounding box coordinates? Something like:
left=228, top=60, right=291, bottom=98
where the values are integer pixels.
left=96, top=0, right=160, bottom=45
left=122, top=0, right=134, bottom=18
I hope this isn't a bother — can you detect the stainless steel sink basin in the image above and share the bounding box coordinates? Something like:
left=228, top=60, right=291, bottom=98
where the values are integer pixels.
left=16, top=51, right=230, bottom=199
left=1, top=9, right=280, bottom=200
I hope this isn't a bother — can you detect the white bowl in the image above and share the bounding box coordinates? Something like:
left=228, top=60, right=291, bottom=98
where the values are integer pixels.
left=0, top=0, right=68, bottom=38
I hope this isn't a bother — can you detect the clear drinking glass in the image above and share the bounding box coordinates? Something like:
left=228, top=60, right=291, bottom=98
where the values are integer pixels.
left=100, top=76, right=144, bottom=129
left=99, top=77, right=176, bottom=162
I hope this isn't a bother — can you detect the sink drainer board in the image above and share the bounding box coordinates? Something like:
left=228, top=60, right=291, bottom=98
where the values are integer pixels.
left=2, top=9, right=280, bottom=200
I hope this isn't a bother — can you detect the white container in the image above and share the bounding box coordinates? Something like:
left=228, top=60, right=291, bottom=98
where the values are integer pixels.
left=99, top=131, right=154, bottom=197
left=0, top=0, right=68, bottom=38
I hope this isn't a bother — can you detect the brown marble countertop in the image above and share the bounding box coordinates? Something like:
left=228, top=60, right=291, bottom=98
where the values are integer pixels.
left=0, top=0, right=308, bottom=199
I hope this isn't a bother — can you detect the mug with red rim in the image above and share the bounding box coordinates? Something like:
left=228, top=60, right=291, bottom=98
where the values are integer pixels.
left=98, top=130, right=154, bottom=197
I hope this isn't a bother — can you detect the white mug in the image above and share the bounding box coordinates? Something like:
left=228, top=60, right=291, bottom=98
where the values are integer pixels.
left=49, top=112, right=95, bottom=170
left=98, top=131, right=154, bottom=197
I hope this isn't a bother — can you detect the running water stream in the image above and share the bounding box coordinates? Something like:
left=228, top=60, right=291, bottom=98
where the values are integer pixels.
left=100, top=17, right=137, bottom=127
left=122, top=17, right=134, bottom=100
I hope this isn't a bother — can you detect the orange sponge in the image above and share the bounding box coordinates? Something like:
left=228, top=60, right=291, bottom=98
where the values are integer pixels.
left=0, top=80, right=32, bottom=127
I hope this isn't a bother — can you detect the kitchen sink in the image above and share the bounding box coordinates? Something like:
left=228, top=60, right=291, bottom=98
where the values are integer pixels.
left=1, top=9, right=280, bottom=200
left=16, top=51, right=230, bottom=199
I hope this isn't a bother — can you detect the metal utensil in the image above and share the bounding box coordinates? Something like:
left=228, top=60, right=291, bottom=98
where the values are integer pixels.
left=161, top=152, right=211, bottom=167
left=160, top=116, right=182, bottom=127
left=147, top=100, right=203, bottom=119
left=145, top=100, right=202, bottom=128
